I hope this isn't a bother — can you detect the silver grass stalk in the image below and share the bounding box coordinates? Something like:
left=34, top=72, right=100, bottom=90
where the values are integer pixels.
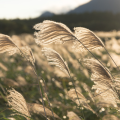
left=7, top=89, right=31, bottom=120
left=33, top=20, right=113, bottom=77
left=73, top=27, right=119, bottom=71
left=33, top=20, right=75, bottom=45
left=42, top=47, right=70, bottom=77
left=74, top=27, right=119, bottom=71
left=42, top=47, right=83, bottom=117
left=33, top=20, right=104, bottom=51
left=33, top=20, right=119, bottom=75
left=27, top=103, right=60, bottom=119
left=0, top=34, right=48, bottom=119
left=73, top=27, right=104, bottom=52
left=83, top=58, right=119, bottom=99
left=0, top=34, right=35, bottom=66
left=68, top=89, right=97, bottom=115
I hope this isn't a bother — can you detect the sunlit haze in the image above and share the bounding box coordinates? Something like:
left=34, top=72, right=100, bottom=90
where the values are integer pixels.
left=0, top=0, right=90, bottom=19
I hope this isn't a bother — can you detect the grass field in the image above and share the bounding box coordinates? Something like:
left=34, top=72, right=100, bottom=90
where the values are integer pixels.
left=0, top=22, right=120, bottom=120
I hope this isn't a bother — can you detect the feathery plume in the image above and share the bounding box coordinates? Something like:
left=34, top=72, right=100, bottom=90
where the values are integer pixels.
left=74, top=27, right=119, bottom=71
left=83, top=58, right=119, bottom=100
left=19, top=46, right=35, bottom=66
left=27, top=103, right=60, bottom=119
left=68, top=89, right=96, bottom=114
left=42, top=47, right=70, bottom=77
left=33, top=20, right=75, bottom=45
left=0, top=34, right=18, bottom=55
left=33, top=20, right=118, bottom=72
left=92, top=84, right=118, bottom=108
left=73, top=27, right=104, bottom=52
left=83, top=58, right=114, bottom=88
left=0, top=34, right=35, bottom=66
left=7, top=89, right=31, bottom=120
left=33, top=20, right=104, bottom=52
left=67, top=111, right=81, bottom=120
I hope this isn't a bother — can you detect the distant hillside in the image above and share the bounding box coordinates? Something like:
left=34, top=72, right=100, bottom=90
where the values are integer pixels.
left=68, top=0, right=120, bottom=14
left=39, top=11, right=54, bottom=18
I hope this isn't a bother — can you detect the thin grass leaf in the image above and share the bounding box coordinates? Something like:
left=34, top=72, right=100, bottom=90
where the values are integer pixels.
left=42, top=47, right=70, bottom=77
left=73, top=27, right=104, bottom=52
left=7, top=89, right=31, bottom=120
left=34, top=20, right=75, bottom=45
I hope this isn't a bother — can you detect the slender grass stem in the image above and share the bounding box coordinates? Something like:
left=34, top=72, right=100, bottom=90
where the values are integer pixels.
left=69, top=75, right=85, bottom=120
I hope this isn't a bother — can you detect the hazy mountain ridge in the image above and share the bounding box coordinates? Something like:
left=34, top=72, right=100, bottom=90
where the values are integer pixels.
left=39, top=0, right=120, bottom=18
left=39, top=11, right=55, bottom=18
left=68, top=0, right=120, bottom=14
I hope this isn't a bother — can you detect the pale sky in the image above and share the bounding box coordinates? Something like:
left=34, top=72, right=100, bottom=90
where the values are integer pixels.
left=0, top=0, right=90, bottom=19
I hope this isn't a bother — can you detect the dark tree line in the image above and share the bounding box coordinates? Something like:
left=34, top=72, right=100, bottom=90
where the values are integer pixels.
left=0, top=12, right=120, bottom=35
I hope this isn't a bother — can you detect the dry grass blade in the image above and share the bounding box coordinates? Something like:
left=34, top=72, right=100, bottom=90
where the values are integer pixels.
left=7, top=89, right=31, bottom=120
left=34, top=20, right=75, bottom=45
left=0, top=34, right=18, bottom=55
left=42, top=47, right=70, bottom=77
left=68, top=89, right=96, bottom=115
left=67, top=111, right=81, bottom=120
left=73, top=27, right=104, bottom=52
left=27, top=103, right=60, bottom=119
